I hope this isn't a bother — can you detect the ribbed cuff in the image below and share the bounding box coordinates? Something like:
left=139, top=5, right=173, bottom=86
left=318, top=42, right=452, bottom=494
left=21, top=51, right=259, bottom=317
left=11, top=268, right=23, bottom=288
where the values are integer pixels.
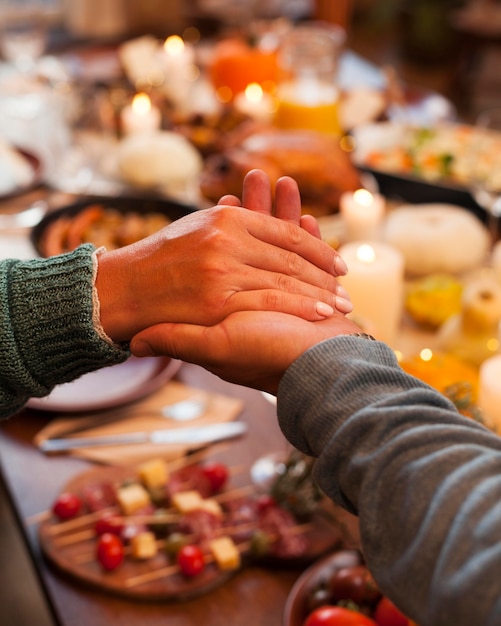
left=7, top=245, right=128, bottom=395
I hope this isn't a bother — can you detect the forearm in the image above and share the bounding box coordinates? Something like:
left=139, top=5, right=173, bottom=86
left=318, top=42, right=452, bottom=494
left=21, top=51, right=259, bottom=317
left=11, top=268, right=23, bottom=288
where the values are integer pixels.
left=278, top=336, right=501, bottom=626
left=0, top=245, right=127, bottom=419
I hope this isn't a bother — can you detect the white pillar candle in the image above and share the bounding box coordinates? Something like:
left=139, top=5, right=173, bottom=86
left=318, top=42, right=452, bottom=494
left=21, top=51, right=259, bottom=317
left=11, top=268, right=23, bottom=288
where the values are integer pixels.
left=479, top=354, right=501, bottom=432
left=338, top=241, right=405, bottom=346
left=161, top=35, right=196, bottom=109
left=340, top=189, right=385, bottom=242
left=121, top=93, right=161, bottom=135
left=234, top=83, right=276, bottom=123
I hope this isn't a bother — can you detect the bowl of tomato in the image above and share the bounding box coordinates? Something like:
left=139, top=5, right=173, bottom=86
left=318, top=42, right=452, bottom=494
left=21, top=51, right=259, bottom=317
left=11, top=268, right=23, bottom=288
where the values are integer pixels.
left=283, top=550, right=415, bottom=626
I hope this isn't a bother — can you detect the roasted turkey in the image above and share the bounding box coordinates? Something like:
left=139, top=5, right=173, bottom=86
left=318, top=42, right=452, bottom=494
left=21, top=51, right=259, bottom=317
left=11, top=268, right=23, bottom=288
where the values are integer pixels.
left=199, top=128, right=363, bottom=215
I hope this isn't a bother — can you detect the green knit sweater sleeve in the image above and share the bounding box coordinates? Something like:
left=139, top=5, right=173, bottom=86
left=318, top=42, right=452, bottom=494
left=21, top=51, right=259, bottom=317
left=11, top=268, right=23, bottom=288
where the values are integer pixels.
left=0, top=244, right=128, bottom=419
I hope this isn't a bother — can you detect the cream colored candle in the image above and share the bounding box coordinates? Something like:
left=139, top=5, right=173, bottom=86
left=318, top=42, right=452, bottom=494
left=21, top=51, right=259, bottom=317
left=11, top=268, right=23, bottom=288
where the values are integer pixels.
left=338, top=242, right=404, bottom=346
left=121, top=93, right=161, bottom=135
left=340, top=189, right=385, bottom=242
left=161, top=35, right=196, bottom=109
left=234, top=83, right=276, bottom=123
left=479, top=354, right=501, bottom=432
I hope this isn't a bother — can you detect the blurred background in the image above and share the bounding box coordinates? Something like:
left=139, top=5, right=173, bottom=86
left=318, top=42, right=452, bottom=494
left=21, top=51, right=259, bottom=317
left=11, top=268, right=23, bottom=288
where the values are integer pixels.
left=1, top=0, right=499, bottom=121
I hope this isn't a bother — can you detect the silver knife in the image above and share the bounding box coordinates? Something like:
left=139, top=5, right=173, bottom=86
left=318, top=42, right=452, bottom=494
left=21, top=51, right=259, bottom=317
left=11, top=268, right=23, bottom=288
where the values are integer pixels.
left=39, top=422, right=247, bottom=454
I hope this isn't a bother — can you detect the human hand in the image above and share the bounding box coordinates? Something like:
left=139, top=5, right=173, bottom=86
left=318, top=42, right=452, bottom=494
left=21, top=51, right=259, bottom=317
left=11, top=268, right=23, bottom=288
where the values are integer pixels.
left=96, top=170, right=351, bottom=343
left=218, top=168, right=322, bottom=238
left=130, top=311, right=362, bottom=394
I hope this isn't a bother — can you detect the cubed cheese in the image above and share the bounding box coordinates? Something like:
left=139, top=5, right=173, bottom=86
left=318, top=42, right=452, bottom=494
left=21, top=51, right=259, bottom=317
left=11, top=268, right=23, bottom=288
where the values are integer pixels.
left=208, top=536, right=241, bottom=571
left=200, top=498, right=223, bottom=518
left=137, top=458, right=168, bottom=491
left=171, top=490, right=204, bottom=514
left=131, top=531, right=158, bottom=559
left=116, top=483, right=151, bottom=515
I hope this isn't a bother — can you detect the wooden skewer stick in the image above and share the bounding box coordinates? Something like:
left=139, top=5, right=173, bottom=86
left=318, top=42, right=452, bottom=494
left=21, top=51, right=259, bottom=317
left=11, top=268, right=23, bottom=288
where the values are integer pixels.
left=25, top=510, right=52, bottom=525
left=48, top=508, right=118, bottom=535
left=54, top=529, right=96, bottom=547
left=213, top=485, right=255, bottom=503
left=48, top=511, right=182, bottom=547
left=124, top=552, right=219, bottom=588
left=124, top=563, right=181, bottom=587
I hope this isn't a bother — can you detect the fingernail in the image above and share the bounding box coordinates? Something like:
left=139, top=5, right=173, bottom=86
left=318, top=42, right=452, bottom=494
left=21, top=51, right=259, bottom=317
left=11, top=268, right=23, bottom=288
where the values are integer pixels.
left=316, top=302, right=335, bottom=317
left=335, top=255, right=348, bottom=276
left=335, top=296, right=353, bottom=314
left=130, top=339, right=155, bottom=357
left=336, top=284, right=351, bottom=301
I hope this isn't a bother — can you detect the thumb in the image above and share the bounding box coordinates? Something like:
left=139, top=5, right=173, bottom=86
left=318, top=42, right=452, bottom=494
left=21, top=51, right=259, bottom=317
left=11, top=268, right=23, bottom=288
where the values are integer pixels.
left=130, top=323, right=212, bottom=361
left=130, top=323, right=181, bottom=358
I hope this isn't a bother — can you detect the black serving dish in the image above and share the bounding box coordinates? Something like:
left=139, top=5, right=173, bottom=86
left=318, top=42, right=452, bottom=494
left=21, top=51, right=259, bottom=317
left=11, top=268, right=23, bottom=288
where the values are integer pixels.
left=358, top=165, right=487, bottom=225
left=31, top=194, right=198, bottom=257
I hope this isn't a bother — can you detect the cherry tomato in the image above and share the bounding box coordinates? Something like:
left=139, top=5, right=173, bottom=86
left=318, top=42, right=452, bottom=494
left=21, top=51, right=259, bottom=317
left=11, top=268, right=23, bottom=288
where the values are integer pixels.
left=96, top=533, right=125, bottom=571
left=201, top=462, right=229, bottom=492
left=374, top=597, right=409, bottom=626
left=52, top=492, right=82, bottom=521
left=303, top=606, right=377, bottom=626
left=177, top=544, right=205, bottom=577
left=94, top=511, right=124, bottom=536
left=305, top=552, right=365, bottom=614
left=329, top=565, right=381, bottom=605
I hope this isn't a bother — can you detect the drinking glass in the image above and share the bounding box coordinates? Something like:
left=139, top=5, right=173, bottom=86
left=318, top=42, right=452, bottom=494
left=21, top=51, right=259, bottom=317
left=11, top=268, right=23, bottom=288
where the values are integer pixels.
left=0, top=17, right=47, bottom=74
left=471, top=106, right=501, bottom=243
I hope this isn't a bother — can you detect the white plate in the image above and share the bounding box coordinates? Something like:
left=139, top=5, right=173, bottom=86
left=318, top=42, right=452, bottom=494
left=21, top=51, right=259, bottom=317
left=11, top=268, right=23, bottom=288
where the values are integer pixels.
left=27, top=356, right=181, bottom=413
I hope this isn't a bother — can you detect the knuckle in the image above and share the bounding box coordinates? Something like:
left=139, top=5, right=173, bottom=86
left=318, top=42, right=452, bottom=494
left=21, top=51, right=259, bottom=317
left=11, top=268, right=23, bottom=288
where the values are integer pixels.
left=283, top=250, right=303, bottom=276
left=275, top=272, right=297, bottom=294
left=283, top=220, right=303, bottom=245
left=261, top=290, right=284, bottom=311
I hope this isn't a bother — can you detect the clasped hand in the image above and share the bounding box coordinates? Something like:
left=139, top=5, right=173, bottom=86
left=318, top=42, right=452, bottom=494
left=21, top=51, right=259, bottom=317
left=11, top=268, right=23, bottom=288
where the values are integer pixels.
left=123, top=169, right=362, bottom=394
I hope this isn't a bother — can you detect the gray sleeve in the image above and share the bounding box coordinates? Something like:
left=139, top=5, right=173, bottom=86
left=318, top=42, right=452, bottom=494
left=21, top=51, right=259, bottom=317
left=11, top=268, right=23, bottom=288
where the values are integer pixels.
left=277, top=335, right=501, bottom=626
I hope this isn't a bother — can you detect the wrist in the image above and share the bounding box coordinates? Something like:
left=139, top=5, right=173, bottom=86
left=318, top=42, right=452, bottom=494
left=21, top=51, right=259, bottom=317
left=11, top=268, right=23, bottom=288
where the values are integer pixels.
left=93, top=248, right=132, bottom=343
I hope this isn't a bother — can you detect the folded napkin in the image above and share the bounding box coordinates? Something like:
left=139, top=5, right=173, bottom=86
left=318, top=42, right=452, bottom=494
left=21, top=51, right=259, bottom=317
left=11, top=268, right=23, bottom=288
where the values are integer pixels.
left=34, top=381, right=243, bottom=466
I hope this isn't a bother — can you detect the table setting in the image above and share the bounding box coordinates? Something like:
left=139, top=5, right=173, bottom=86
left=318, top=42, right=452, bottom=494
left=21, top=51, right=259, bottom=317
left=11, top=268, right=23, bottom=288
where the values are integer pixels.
left=2, top=10, right=501, bottom=626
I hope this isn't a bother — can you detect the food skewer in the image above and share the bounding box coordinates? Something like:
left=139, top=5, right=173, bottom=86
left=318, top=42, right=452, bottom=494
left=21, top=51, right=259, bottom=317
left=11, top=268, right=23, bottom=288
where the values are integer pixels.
left=27, top=454, right=243, bottom=527
left=124, top=523, right=313, bottom=588
left=49, top=485, right=256, bottom=547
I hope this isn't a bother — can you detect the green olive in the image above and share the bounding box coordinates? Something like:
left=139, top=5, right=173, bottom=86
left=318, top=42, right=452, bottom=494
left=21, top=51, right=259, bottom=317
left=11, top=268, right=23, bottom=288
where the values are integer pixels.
left=250, top=529, right=271, bottom=558
left=164, top=532, right=189, bottom=558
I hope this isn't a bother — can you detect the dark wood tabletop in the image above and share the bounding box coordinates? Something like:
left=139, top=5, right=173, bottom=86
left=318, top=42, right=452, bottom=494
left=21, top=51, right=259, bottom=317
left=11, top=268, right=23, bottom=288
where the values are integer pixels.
left=0, top=362, right=359, bottom=626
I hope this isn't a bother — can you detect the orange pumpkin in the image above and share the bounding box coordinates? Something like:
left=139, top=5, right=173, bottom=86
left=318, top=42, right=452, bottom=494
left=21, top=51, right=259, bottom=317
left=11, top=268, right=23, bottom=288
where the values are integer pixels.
left=208, top=38, right=279, bottom=101
left=400, top=351, right=479, bottom=402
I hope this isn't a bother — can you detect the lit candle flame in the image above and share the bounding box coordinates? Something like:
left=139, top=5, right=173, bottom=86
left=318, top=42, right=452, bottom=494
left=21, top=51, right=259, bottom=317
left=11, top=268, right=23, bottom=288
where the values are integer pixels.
left=244, top=82, right=264, bottom=103
left=420, top=348, right=433, bottom=362
left=356, top=244, right=376, bottom=264
left=131, top=93, right=152, bottom=115
left=353, top=188, right=374, bottom=207
left=164, top=35, right=185, bottom=57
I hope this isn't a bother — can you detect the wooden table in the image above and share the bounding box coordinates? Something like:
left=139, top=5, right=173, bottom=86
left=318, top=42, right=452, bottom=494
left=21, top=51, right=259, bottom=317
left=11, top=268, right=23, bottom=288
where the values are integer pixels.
left=0, top=361, right=360, bottom=626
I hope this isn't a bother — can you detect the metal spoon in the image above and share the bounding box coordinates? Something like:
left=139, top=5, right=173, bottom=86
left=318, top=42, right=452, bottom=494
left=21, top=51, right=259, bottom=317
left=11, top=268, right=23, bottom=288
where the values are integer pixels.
left=160, top=397, right=207, bottom=421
